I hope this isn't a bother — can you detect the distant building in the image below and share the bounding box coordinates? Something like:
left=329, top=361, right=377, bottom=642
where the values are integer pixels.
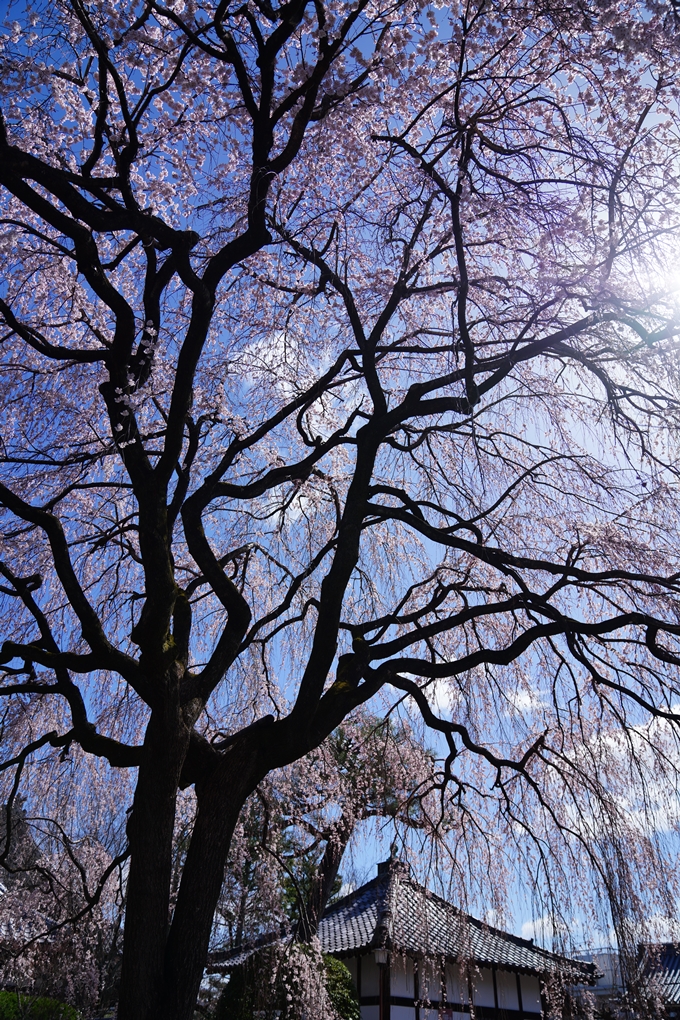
left=572, top=944, right=680, bottom=1018
left=570, top=948, right=624, bottom=1009
left=641, top=944, right=680, bottom=1017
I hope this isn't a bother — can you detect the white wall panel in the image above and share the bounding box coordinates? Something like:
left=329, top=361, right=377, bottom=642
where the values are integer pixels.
left=445, top=963, right=469, bottom=1004
left=361, top=1005, right=379, bottom=1020
left=496, top=970, right=519, bottom=1010
left=392, top=1006, right=416, bottom=1020
left=345, top=958, right=357, bottom=987
left=472, top=968, right=495, bottom=1007
left=418, top=961, right=442, bottom=1002
left=391, top=957, right=415, bottom=997
left=520, top=974, right=541, bottom=1013
left=362, top=955, right=380, bottom=996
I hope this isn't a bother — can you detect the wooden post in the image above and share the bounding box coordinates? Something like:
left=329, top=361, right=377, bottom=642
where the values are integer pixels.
left=379, top=955, right=391, bottom=1020
left=516, top=973, right=524, bottom=1020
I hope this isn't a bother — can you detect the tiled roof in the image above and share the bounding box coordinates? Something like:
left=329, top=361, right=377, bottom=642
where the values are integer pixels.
left=210, top=860, right=594, bottom=981
left=642, top=944, right=680, bottom=1005
left=210, top=925, right=292, bottom=970
left=317, top=861, right=594, bottom=980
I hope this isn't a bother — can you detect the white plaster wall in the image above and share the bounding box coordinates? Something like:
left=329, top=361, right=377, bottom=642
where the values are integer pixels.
left=418, top=960, right=443, bottom=1002
left=472, top=968, right=495, bottom=1008
left=361, top=1005, right=379, bottom=1020
left=520, top=974, right=541, bottom=1013
left=392, top=1006, right=416, bottom=1020
left=391, top=956, right=415, bottom=997
left=362, top=955, right=380, bottom=997
left=496, top=970, right=519, bottom=1010
left=445, top=963, right=469, bottom=1004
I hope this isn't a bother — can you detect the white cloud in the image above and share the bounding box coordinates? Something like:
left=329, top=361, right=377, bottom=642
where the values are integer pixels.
left=506, top=687, right=548, bottom=713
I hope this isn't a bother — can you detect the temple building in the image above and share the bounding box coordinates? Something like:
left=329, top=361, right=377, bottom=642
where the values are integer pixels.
left=315, top=858, right=595, bottom=1020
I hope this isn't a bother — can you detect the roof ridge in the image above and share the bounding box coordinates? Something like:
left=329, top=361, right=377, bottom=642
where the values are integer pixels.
left=370, top=862, right=397, bottom=951
left=321, top=871, right=386, bottom=916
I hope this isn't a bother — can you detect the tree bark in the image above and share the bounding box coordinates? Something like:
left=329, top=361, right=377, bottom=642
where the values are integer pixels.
left=157, top=739, right=268, bottom=1020
left=297, top=812, right=353, bottom=942
left=117, top=697, right=191, bottom=1020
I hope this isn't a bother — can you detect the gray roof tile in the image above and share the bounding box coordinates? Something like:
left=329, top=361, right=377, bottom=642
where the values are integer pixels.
left=642, top=945, right=680, bottom=1005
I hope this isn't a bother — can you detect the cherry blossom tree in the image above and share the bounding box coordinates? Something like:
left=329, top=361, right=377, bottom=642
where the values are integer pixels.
left=0, top=799, right=126, bottom=1008
left=4, top=0, right=680, bottom=1018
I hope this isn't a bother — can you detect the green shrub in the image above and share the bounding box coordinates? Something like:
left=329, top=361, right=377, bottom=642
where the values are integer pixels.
left=0, top=991, right=79, bottom=1020
left=323, top=955, right=360, bottom=1020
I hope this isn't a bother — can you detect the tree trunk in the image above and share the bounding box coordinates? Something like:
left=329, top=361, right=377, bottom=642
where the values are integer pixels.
left=157, top=739, right=267, bottom=1020
left=297, top=812, right=353, bottom=942
left=117, top=700, right=191, bottom=1020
